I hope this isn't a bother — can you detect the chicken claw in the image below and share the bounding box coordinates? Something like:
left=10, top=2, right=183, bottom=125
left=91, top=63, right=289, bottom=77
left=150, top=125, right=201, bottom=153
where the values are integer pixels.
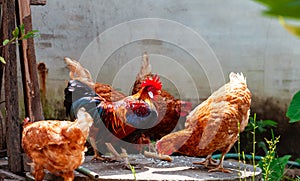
left=144, top=151, right=173, bottom=162
left=208, top=165, right=232, bottom=173
left=193, top=154, right=218, bottom=168
left=91, top=153, right=110, bottom=161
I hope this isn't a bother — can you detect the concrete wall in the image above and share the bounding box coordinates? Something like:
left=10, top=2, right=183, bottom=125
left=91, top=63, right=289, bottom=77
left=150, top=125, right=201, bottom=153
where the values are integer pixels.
left=30, top=0, right=300, bottom=101
left=29, top=0, right=300, bottom=157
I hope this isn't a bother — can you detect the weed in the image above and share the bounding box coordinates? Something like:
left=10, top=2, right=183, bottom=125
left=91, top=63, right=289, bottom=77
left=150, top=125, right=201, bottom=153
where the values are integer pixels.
left=250, top=114, right=258, bottom=181
left=129, top=163, right=136, bottom=181
left=259, top=133, right=291, bottom=181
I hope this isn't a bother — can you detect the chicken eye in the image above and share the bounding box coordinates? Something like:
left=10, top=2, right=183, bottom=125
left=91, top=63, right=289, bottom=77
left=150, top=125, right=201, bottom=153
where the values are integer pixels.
left=148, top=91, right=154, bottom=99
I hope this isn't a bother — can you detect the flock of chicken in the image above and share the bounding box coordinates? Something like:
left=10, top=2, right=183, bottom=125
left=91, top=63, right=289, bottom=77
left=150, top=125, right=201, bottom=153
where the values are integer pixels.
left=21, top=53, right=251, bottom=181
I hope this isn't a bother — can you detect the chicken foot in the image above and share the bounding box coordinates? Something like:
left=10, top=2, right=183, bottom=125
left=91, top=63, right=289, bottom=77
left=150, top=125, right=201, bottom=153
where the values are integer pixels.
left=90, top=137, right=113, bottom=161
left=201, top=142, right=234, bottom=173
left=144, top=151, right=173, bottom=162
left=193, top=154, right=218, bottom=168
left=207, top=152, right=232, bottom=173
left=206, top=142, right=236, bottom=173
left=105, top=143, right=136, bottom=169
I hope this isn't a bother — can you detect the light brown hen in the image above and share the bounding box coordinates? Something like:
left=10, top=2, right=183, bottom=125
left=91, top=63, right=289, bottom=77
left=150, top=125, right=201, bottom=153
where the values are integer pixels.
left=22, top=108, right=93, bottom=181
left=156, top=72, right=251, bottom=173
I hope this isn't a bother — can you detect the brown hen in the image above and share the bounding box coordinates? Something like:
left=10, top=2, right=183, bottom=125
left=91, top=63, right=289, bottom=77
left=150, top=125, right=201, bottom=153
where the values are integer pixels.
left=156, top=72, right=251, bottom=173
left=22, top=108, right=93, bottom=181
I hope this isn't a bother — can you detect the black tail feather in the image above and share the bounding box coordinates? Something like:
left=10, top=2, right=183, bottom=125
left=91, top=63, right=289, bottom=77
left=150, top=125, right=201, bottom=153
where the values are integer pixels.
left=64, top=80, right=98, bottom=120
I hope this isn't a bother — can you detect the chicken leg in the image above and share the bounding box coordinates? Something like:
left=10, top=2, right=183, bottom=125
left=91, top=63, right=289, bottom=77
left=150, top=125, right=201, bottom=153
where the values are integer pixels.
left=207, top=142, right=235, bottom=173
left=32, top=164, right=45, bottom=181
left=61, top=171, right=74, bottom=181
left=90, top=137, right=108, bottom=161
left=207, top=151, right=232, bottom=173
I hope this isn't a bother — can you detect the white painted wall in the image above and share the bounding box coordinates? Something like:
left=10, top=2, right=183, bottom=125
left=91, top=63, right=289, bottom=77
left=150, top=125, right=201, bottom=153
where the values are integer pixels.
left=30, top=0, right=300, bottom=103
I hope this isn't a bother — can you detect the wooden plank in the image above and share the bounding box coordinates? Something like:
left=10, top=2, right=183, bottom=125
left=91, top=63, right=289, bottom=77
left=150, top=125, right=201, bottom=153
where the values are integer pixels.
left=0, top=0, right=46, bottom=5
left=2, top=0, right=23, bottom=173
left=0, top=169, right=26, bottom=180
left=0, top=112, right=5, bottom=150
left=30, top=0, right=46, bottom=5
left=0, top=8, right=6, bottom=151
left=17, top=0, right=44, bottom=121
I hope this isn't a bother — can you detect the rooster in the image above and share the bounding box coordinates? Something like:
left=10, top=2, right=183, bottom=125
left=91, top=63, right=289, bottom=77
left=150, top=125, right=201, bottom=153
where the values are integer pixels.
left=64, top=75, right=163, bottom=160
left=156, top=72, right=251, bottom=173
left=127, top=53, right=192, bottom=143
left=64, top=56, right=191, bottom=155
left=22, top=108, right=93, bottom=181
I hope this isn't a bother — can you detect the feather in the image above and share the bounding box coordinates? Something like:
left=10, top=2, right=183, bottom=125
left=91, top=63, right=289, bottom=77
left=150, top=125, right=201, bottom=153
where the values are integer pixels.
left=136, top=52, right=152, bottom=81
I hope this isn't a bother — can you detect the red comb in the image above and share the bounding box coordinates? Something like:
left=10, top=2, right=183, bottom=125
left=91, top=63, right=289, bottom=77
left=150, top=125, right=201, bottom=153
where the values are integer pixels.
left=141, top=75, right=162, bottom=90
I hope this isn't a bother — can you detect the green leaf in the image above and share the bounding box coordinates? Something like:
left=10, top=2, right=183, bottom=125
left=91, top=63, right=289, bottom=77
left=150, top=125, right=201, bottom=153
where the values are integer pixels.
left=279, top=16, right=300, bottom=37
left=296, top=158, right=300, bottom=164
left=2, top=39, right=10, bottom=46
left=20, top=24, right=25, bottom=35
left=22, top=30, right=40, bottom=39
left=12, top=27, right=19, bottom=38
left=0, top=56, right=6, bottom=64
left=259, top=155, right=291, bottom=181
left=31, top=30, right=39, bottom=33
left=258, top=120, right=278, bottom=129
left=254, top=0, right=300, bottom=19
left=286, top=90, right=300, bottom=123
left=269, top=155, right=291, bottom=180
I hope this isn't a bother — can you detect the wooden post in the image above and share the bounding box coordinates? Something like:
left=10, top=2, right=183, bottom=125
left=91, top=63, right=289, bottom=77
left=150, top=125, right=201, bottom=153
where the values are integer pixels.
left=2, top=0, right=23, bottom=173
left=16, top=0, right=44, bottom=121
left=0, top=2, right=6, bottom=151
left=0, top=0, right=47, bottom=5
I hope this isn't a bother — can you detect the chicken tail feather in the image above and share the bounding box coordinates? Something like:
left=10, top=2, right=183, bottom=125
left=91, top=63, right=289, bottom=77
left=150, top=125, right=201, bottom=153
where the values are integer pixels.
left=64, top=80, right=99, bottom=119
left=136, top=52, right=152, bottom=80
left=229, top=72, right=246, bottom=84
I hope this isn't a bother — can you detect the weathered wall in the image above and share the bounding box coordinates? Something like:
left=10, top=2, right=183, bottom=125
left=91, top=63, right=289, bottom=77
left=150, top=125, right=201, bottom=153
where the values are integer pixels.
left=30, top=0, right=300, bottom=100
left=29, top=0, right=300, bottom=157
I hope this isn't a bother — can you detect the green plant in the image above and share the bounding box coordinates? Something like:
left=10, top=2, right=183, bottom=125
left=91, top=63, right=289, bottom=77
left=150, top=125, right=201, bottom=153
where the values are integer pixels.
left=245, top=117, right=278, bottom=133
left=236, top=114, right=258, bottom=180
left=287, top=90, right=300, bottom=123
left=0, top=24, right=39, bottom=64
left=253, top=0, right=300, bottom=37
left=254, top=0, right=300, bottom=19
left=250, top=114, right=258, bottom=181
left=244, top=116, right=277, bottom=154
left=259, top=134, right=291, bottom=181
left=128, top=164, right=136, bottom=181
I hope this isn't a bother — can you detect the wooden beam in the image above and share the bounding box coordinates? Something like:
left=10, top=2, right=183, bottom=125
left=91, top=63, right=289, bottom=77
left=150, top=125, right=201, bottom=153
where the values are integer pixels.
left=2, top=0, right=23, bottom=173
left=30, top=0, right=46, bottom=6
left=0, top=0, right=46, bottom=5
left=17, top=0, right=44, bottom=121
left=0, top=4, right=6, bottom=151
left=0, top=169, right=27, bottom=180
